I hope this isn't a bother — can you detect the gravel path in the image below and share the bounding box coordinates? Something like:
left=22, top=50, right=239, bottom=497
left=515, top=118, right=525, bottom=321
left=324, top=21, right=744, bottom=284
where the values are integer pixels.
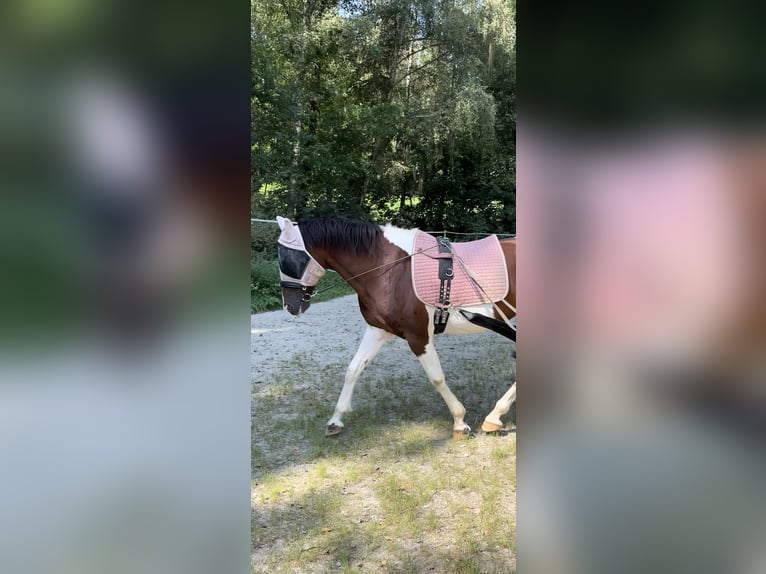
left=251, top=295, right=516, bottom=573
left=251, top=295, right=372, bottom=383
left=251, top=294, right=514, bottom=395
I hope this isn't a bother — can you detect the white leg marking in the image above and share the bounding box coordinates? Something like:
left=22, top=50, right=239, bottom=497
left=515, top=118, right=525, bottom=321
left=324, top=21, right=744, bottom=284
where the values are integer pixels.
left=327, top=325, right=393, bottom=429
left=484, top=382, right=516, bottom=427
left=417, top=341, right=470, bottom=433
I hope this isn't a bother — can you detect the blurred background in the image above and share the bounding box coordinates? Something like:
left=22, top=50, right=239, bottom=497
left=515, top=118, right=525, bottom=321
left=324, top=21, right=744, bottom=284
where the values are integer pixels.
left=518, top=1, right=766, bottom=573
left=4, top=0, right=766, bottom=572
left=0, top=0, right=251, bottom=573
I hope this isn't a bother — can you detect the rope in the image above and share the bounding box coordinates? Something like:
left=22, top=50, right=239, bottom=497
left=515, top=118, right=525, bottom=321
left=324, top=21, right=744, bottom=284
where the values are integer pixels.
left=254, top=217, right=516, bottom=317
left=312, top=241, right=516, bottom=335
left=310, top=244, right=441, bottom=298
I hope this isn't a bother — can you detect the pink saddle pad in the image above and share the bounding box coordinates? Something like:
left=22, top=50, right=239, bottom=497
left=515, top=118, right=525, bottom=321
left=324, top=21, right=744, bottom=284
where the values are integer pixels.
left=411, top=231, right=509, bottom=308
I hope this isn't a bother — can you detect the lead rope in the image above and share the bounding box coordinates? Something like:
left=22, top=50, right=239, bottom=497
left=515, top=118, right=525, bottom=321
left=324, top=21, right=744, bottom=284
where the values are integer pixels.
left=309, top=240, right=516, bottom=334
left=308, top=244, right=441, bottom=298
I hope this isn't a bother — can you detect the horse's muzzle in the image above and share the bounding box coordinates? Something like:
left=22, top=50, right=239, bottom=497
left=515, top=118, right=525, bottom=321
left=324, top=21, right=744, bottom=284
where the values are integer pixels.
left=283, top=299, right=311, bottom=316
left=281, top=284, right=315, bottom=316
left=284, top=303, right=302, bottom=316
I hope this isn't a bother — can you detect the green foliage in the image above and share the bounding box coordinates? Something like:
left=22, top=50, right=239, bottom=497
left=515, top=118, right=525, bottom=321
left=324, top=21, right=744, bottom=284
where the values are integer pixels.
left=251, top=257, right=281, bottom=313
left=250, top=222, right=281, bottom=256
left=252, top=0, right=515, bottom=233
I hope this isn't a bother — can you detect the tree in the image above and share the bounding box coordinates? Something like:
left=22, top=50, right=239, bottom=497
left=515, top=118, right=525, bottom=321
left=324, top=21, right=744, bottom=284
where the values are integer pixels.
left=252, top=0, right=515, bottom=233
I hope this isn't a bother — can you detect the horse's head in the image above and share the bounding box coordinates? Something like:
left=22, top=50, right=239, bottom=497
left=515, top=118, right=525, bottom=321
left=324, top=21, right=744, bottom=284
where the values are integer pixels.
left=276, top=216, right=326, bottom=315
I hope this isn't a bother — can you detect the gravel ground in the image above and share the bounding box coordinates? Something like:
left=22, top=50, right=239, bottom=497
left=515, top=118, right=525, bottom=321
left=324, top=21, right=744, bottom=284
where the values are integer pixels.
left=251, top=294, right=515, bottom=401
left=251, top=295, right=516, bottom=573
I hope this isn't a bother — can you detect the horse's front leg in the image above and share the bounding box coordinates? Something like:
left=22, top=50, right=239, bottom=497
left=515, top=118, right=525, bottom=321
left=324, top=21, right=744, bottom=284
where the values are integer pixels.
left=326, top=325, right=393, bottom=436
left=413, top=340, right=471, bottom=438
left=482, top=382, right=516, bottom=433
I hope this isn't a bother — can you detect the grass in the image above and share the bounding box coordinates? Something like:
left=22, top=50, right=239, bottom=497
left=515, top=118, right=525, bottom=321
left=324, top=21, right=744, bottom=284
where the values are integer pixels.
left=252, top=344, right=516, bottom=573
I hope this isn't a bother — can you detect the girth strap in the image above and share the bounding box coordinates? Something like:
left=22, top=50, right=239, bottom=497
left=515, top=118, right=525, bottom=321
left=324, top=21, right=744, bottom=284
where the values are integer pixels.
left=434, top=236, right=453, bottom=334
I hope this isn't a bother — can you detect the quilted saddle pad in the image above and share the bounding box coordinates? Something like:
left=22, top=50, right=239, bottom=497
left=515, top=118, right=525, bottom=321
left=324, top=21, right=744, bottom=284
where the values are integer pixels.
left=411, top=231, right=509, bottom=308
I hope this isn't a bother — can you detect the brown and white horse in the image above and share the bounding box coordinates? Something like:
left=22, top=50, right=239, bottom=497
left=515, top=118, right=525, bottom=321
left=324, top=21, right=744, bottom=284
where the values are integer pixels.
left=276, top=216, right=516, bottom=437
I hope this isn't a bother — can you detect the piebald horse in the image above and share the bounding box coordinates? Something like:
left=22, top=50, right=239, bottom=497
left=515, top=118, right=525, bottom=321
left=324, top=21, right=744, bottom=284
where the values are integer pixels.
left=276, top=216, right=516, bottom=437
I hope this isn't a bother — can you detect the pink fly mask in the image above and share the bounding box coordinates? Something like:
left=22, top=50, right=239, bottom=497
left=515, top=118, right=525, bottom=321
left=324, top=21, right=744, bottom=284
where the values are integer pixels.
left=276, top=216, right=326, bottom=314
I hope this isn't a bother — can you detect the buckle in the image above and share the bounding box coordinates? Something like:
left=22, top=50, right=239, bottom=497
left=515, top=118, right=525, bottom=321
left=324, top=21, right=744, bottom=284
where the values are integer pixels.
left=301, top=287, right=315, bottom=302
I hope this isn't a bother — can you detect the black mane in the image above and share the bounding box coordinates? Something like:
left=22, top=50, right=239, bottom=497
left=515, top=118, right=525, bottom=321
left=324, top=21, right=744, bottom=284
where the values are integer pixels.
left=297, top=217, right=382, bottom=256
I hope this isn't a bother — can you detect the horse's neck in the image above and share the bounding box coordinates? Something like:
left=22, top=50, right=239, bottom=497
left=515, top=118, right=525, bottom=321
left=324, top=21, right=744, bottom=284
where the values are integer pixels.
left=332, top=249, right=382, bottom=278
left=314, top=244, right=384, bottom=292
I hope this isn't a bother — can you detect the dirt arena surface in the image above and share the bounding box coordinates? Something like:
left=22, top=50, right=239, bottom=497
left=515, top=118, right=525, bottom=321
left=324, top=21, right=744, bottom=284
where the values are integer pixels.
left=252, top=295, right=516, bottom=573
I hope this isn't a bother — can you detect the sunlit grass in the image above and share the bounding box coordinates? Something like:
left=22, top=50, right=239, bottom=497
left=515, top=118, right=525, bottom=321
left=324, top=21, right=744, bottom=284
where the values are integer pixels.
left=252, top=346, right=516, bottom=573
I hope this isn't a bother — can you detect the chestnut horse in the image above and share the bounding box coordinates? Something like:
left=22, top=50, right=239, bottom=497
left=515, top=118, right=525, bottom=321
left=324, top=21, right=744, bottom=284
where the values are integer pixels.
left=276, top=216, right=516, bottom=436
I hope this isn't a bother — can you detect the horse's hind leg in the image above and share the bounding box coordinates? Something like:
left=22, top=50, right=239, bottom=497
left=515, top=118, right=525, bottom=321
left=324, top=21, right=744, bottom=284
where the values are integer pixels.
left=482, top=383, right=516, bottom=433
left=326, top=325, right=393, bottom=436
left=414, top=340, right=471, bottom=438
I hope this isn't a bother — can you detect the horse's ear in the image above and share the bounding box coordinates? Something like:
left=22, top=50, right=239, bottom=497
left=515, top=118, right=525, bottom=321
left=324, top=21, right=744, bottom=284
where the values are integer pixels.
left=278, top=217, right=298, bottom=241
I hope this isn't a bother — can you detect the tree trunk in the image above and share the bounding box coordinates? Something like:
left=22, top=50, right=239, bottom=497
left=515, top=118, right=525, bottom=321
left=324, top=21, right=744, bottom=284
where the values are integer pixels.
left=287, top=119, right=302, bottom=217
left=488, top=42, right=495, bottom=75
left=405, top=17, right=416, bottom=101
left=287, top=2, right=310, bottom=217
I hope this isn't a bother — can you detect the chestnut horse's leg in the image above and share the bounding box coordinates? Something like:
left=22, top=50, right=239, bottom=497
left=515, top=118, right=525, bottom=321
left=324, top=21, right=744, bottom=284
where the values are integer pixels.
left=482, top=383, right=516, bottom=433
left=414, top=340, right=471, bottom=438
left=326, top=325, right=393, bottom=436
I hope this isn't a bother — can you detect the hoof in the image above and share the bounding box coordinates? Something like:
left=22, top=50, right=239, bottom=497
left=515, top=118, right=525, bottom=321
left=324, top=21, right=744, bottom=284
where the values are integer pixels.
left=325, top=424, right=344, bottom=437
left=481, top=420, right=503, bottom=433
left=452, top=427, right=472, bottom=440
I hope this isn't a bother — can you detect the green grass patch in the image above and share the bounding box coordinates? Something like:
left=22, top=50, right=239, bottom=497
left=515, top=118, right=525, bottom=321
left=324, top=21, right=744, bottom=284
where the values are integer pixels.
left=252, top=339, right=516, bottom=573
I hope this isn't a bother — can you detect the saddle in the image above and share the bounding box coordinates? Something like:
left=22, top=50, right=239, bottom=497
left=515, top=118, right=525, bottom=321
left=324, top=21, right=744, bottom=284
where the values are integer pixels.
left=411, top=231, right=509, bottom=333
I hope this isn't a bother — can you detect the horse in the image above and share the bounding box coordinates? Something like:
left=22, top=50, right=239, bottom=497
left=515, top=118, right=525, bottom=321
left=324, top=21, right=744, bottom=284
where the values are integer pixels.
left=276, top=216, right=516, bottom=437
